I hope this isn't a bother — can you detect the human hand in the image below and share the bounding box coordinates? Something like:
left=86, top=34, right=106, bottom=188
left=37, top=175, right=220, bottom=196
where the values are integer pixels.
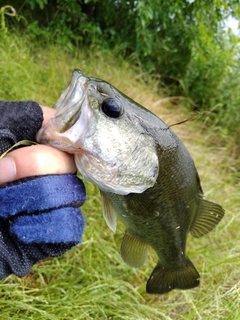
left=0, top=102, right=85, bottom=279
left=0, top=106, right=77, bottom=184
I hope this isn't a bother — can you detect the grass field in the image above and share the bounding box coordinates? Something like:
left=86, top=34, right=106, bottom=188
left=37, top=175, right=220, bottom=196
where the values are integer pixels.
left=0, top=34, right=239, bottom=319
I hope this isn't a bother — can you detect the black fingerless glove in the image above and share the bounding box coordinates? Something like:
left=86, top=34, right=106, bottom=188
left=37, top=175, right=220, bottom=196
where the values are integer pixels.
left=0, top=100, right=43, bottom=154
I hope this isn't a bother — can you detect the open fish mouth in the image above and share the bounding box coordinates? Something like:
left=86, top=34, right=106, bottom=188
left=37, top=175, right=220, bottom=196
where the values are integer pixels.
left=53, top=69, right=89, bottom=133
left=36, top=69, right=97, bottom=152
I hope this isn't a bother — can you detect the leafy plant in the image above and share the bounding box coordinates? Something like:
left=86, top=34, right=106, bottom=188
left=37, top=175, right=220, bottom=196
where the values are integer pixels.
left=0, top=5, right=17, bottom=41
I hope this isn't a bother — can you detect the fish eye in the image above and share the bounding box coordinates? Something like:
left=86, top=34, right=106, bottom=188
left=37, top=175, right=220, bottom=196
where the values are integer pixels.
left=101, top=98, right=123, bottom=118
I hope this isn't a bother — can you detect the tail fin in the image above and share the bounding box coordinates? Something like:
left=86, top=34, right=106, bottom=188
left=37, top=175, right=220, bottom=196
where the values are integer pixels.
left=146, top=258, right=200, bottom=295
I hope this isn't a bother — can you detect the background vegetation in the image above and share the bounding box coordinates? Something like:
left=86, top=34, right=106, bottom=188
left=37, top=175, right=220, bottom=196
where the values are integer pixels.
left=3, top=0, right=240, bottom=145
left=0, top=2, right=240, bottom=319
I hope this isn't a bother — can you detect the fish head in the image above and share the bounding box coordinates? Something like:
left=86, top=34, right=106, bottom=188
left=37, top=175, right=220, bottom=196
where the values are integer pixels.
left=37, top=69, right=163, bottom=195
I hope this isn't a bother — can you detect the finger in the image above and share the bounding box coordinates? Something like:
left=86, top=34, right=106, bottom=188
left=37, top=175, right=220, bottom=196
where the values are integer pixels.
left=41, top=106, right=56, bottom=127
left=0, top=144, right=77, bottom=184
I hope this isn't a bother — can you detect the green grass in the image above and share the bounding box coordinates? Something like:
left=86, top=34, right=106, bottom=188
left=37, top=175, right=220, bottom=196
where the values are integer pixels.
left=0, top=33, right=240, bottom=319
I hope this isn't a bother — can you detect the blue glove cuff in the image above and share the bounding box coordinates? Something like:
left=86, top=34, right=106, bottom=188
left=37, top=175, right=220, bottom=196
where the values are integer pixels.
left=11, top=207, right=85, bottom=244
left=0, top=174, right=86, bottom=245
left=0, top=174, right=85, bottom=217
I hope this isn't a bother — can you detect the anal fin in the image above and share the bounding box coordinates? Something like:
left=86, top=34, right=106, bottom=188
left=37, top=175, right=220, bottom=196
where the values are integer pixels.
left=121, top=229, right=148, bottom=268
left=100, top=190, right=117, bottom=232
left=146, top=258, right=200, bottom=295
left=190, top=198, right=225, bottom=238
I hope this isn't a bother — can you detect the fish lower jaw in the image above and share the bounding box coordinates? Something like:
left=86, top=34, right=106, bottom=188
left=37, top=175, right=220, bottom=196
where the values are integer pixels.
left=45, top=136, right=86, bottom=154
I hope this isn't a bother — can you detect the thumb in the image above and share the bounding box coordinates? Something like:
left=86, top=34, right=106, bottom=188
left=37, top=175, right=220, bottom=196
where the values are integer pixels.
left=0, top=145, right=77, bottom=184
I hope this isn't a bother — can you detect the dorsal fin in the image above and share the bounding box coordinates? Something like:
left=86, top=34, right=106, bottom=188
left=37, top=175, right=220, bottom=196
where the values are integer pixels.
left=121, top=229, right=148, bottom=268
left=100, top=190, right=117, bottom=232
left=190, top=198, right=225, bottom=238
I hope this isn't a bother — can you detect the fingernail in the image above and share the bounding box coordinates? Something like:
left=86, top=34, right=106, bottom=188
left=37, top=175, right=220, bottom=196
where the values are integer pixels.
left=0, top=157, right=16, bottom=184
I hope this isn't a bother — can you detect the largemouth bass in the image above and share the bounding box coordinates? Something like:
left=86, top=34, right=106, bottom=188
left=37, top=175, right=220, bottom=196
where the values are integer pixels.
left=37, top=69, right=225, bottom=294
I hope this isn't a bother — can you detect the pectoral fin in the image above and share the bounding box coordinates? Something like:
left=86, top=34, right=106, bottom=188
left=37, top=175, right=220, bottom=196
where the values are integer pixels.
left=190, top=198, right=225, bottom=238
left=121, top=229, right=148, bottom=268
left=100, top=190, right=117, bottom=232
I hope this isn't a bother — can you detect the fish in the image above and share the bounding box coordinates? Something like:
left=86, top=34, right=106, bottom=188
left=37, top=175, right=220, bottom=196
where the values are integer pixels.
left=36, top=69, right=225, bottom=295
